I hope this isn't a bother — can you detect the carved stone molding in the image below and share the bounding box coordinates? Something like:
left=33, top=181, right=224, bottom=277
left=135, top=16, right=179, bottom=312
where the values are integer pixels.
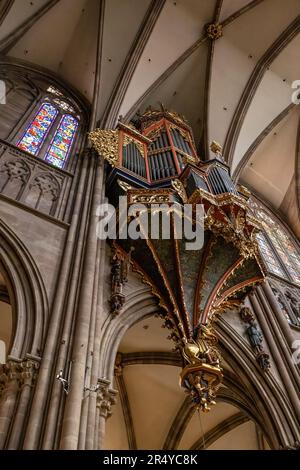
left=0, top=358, right=39, bottom=397
left=96, top=379, right=118, bottom=419
left=19, top=359, right=40, bottom=388
left=269, top=278, right=300, bottom=327
left=0, top=141, right=71, bottom=219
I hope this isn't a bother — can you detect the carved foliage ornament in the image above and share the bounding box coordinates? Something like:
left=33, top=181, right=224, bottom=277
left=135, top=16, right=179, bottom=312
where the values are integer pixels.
left=89, top=130, right=119, bottom=166
left=96, top=379, right=118, bottom=419
left=0, top=359, right=39, bottom=397
left=206, top=23, right=223, bottom=40
left=171, top=179, right=188, bottom=203
left=123, top=134, right=144, bottom=156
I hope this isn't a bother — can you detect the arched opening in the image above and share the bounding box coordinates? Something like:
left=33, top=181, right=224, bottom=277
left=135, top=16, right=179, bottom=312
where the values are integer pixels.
left=104, top=314, right=271, bottom=450
left=99, top=265, right=299, bottom=450
left=0, top=218, right=48, bottom=360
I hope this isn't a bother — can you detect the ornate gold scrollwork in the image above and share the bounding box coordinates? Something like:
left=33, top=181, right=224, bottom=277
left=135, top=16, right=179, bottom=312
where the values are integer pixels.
left=180, top=325, right=223, bottom=412
left=123, top=134, right=144, bottom=155
left=88, top=129, right=119, bottom=166
left=204, top=204, right=260, bottom=259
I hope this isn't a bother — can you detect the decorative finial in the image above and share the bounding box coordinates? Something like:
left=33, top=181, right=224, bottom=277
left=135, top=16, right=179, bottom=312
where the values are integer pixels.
left=206, top=23, right=223, bottom=40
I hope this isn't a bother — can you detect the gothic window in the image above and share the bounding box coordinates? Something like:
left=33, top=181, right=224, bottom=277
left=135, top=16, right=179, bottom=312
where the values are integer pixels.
left=16, top=97, right=79, bottom=170
left=17, top=102, right=58, bottom=155
left=250, top=201, right=300, bottom=285
left=45, top=114, right=78, bottom=169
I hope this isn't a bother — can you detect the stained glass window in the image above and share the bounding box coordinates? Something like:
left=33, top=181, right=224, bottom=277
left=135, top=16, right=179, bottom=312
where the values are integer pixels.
left=45, top=114, right=78, bottom=169
left=250, top=200, right=300, bottom=284
left=17, top=102, right=58, bottom=155
left=256, top=232, right=286, bottom=278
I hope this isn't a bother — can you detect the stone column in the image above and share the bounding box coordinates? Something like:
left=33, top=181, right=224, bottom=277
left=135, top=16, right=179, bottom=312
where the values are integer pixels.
left=0, top=360, right=20, bottom=449
left=7, top=359, right=39, bottom=449
left=256, top=286, right=300, bottom=390
left=249, top=291, right=300, bottom=421
left=85, top=214, right=107, bottom=450
left=59, top=0, right=106, bottom=450
left=23, top=150, right=91, bottom=450
left=41, top=150, right=96, bottom=450
left=96, top=379, right=117, bottom=450
left=262, top=281, right=295, bottom=348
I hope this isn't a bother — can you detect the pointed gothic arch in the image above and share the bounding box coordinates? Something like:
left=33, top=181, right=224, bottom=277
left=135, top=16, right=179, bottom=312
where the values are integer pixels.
left=0, top=217, right=48, bottom=359
left=99, top=270, right=299, bottom=450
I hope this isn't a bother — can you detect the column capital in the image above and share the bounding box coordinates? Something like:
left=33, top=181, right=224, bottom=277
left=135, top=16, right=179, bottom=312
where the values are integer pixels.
left=0, top=358, right=39, bottom=395
left=19, top=359, right=39, bottom=387
left=96, top=379, right=118, bottom=419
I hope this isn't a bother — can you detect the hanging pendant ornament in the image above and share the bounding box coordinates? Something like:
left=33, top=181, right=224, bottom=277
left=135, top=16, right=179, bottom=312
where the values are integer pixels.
left=180, top=325, right=223, bottom=412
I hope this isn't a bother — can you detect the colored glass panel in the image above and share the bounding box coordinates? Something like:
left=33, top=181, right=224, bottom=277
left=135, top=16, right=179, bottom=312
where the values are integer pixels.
left=17, top=102, right=58, bottom=155
left=251, top=200, right=300, bottom=284
left=45, top=114, right=78, bottom=169
left=256, top=233, right=287, bottom=278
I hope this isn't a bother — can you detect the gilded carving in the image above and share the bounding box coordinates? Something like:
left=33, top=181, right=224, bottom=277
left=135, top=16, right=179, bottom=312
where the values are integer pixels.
left=171, top=179, right=188, bottom=203
left=89, top=129, right=119, bottom=166
left=210, top=141, right=222, bottom=156
left=180, top=325, right=223, bottom=412
left=123, top=133, right=144, bottom=155
left=117, top=179, right=133, bottom=192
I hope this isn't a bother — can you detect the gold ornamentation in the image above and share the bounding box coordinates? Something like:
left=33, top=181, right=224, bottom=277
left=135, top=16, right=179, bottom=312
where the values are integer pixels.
left=180, top=324, right=223, bottom=411
left=204, top=204, right=260, bottom=259
left=171, top=179, right=188, bottom=203
left=131, top=194, right=170, bottom=204
left=206, top=23, right=223, bottom=40
left=128, top=189, right=173, bottom=205
left=147, top=127, right=163, bottom=141
left=169, top=123, right=189, bottom=141
left=88, top=129, right=119, bottom=166
left=167, top=110, right=188, bottom=126
left=238, top=185, right=251, bottom=200
left=210, top=141, right=223, bottom=156
left=117, top=179, right=133, bottom=192
left=123, top=133, right=144, bottom=155
left=211, top=300, right=241, bottom=316
left=182, top=153, right=197, bottom=164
